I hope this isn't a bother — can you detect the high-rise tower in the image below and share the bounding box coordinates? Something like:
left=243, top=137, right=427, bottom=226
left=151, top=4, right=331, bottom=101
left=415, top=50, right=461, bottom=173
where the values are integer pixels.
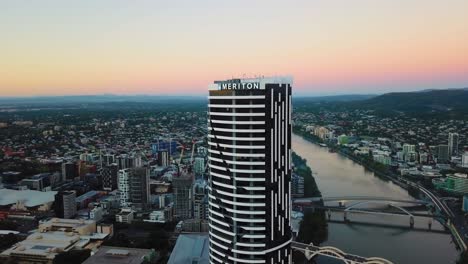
left=208, top=77, right=292, bottom=263
left=448, top=132, right=459, bottom=156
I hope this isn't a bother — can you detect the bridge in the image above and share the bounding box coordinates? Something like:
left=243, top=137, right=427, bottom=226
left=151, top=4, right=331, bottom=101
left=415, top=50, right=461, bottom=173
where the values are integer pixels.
left=293, top=196, right=439, bottom=228
left=406, top=182, right=455, bottom=219
left=291, top=241, right=394, bottom=264
left=293, top=196, right=428, bottom=205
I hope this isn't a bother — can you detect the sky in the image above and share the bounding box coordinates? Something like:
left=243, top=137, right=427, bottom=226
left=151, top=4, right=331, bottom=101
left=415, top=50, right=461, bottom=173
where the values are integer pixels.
left=1, top=0, right=468, bottom=97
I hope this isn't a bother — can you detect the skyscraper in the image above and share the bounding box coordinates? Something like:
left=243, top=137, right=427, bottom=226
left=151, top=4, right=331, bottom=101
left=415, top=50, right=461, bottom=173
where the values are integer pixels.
left=448, top=132, right=459, bottom=156
left=157, top=150, right=170, bottom=167
left=54, top=191, right=77, bottom=219
left=194, top=157, right=206, bottom=176
left=101, top=164, right=119, bottom=191
left=173, top=176, right=194, bottom=220
left=208, top=77, right=292, bottom=263
left=118, top=167, right=150, bottom=209
left=437, top=144, right=450, bottom=163
left=61, top=162, right=77, bottom=181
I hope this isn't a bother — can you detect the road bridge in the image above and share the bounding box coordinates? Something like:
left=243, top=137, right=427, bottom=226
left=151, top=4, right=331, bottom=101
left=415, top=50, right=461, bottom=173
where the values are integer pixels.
left=293, top=196, right=428, bottom=205
left=313, top=205, right=431, bottom=217
left=325, top=219, right=448, bottom=234
left=412, top=183, right=454, bottom=219
left=294, top=197, right=437, bottom=228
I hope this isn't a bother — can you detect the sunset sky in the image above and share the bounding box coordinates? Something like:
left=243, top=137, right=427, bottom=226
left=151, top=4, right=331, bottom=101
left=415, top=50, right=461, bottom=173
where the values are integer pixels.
left=1, top=0, right=468, bottom=96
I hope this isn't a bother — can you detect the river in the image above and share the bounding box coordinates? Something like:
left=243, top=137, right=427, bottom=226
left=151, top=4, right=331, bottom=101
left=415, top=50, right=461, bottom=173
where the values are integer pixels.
left=292, top=133, right=459, bottom=264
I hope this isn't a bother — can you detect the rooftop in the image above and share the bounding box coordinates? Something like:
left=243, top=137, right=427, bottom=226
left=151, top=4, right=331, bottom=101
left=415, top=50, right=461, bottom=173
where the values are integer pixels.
left=82, top=246, right=154, bottom=264
left=167, top=234, right=209, bottom=264
left=210, top=76, right=293, bottom=90
left=0, top=189, right=57, bottom=207
left=0, top=231, right=81, bottom=260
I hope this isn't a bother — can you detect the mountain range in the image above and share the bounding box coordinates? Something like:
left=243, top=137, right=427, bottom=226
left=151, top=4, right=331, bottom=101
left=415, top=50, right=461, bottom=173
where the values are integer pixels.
left=348, top=88, right=468, bottom=115
left=1, top=88, right=468, bottom=117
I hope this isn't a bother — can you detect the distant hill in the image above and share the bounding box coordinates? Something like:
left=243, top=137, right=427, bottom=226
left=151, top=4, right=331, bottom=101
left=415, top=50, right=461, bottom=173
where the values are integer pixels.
left=294, top=94, right=376, bottom=103
left=0, top=95, right=206, bottom=106
left=0, top=95, right=208, bottom=112
left=349, top=88, right=468, bottom=116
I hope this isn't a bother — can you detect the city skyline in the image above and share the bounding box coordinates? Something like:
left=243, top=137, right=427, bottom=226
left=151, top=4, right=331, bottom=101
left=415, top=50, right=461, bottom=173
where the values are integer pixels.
left=1, top=0, right=468, bottom=97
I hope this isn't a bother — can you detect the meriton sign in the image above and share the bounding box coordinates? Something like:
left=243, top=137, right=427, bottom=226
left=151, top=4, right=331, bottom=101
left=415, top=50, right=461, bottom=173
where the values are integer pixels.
left=221, top=82, right=260, bottom=90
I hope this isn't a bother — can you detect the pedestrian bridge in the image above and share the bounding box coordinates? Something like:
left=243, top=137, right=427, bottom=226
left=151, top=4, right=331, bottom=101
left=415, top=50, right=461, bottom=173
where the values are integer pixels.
left=291, top=241, right=394, bottom=264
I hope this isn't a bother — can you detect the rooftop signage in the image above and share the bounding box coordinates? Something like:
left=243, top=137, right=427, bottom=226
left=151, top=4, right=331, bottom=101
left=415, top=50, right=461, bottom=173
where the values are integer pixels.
left=220, top=82, right=260, bottom=90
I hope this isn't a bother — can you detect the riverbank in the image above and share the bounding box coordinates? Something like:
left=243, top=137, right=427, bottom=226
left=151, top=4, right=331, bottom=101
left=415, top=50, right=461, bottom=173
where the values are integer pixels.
left=292, top=151, right=321, bottom=197
left=293, top=126, right=416, bottom=193
left=293, top=126, right=468, bottom=259
left=291, top=133, right=460, bottom=264
left=292, top=151, right=328, bottom=262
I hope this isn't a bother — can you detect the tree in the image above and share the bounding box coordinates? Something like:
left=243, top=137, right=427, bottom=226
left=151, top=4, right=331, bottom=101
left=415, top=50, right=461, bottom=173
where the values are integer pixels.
left=296, top=210, right=328, bottom=246
left=146, top=230, right=169, bottom=252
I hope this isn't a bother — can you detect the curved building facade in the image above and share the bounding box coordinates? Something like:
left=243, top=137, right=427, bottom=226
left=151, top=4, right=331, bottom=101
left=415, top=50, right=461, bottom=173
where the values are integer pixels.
left=208, top=77, right=292, bottom=264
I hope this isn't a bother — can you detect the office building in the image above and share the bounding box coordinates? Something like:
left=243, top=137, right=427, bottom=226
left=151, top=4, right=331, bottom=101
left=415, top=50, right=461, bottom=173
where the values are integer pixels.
left=448, top=132, right=459, bottom=156
left=118, top=167, right=150, bottom=209
left=291, top=173, right=305, bottom=197
left=101, top=164, right=119, bottom=191
left=193, top=179, right=208, bottom=220
left=173, top=176, right=193, bottom=220
left=437, top=144, right=450, bottom=163
left=168, top=234, right=209, bottom=264
left=158, top=149, right=170, bottom=167
left=402, top=144, right=416, bottom=162
left=101, top=153, right=115, bottom=167
left=208, top=77, right=293, bottom=263
left=54, top=191, right=77, bottom=219
left=62, top=161, right=77, bottom=181
left=117, top=153, right=143, bottom=170
left=463, top=195, right=468, bottom=213
left=462, top=152, right=468, bottom=168
left=194, top=157, right=206, bottom=176
left=419, top=152, right=429, bottom=164
left=402, top=144, right=416, bottom=154
left=152, top=140, right=178, bottom=155
left=20, top=175, right=48, bottom=191
left=434, top=173, right=468, bottom=195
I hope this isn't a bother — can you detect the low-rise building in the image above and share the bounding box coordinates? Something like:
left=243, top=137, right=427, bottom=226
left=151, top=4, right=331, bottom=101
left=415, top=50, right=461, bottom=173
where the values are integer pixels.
left=144, top=206, right=173, bottom=223
left=0, top=218, right=106, bottom=264
left=115, top=208, right=134, bottom=223
left=167, top=234, right=209, bottom=264
left=89, top=206, right=104, bottom=222
left=434, top=173, right=468, bottom=195
left=82, top=246, right=156, bottom=264
left=0, top=189, right=57, bottom=212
